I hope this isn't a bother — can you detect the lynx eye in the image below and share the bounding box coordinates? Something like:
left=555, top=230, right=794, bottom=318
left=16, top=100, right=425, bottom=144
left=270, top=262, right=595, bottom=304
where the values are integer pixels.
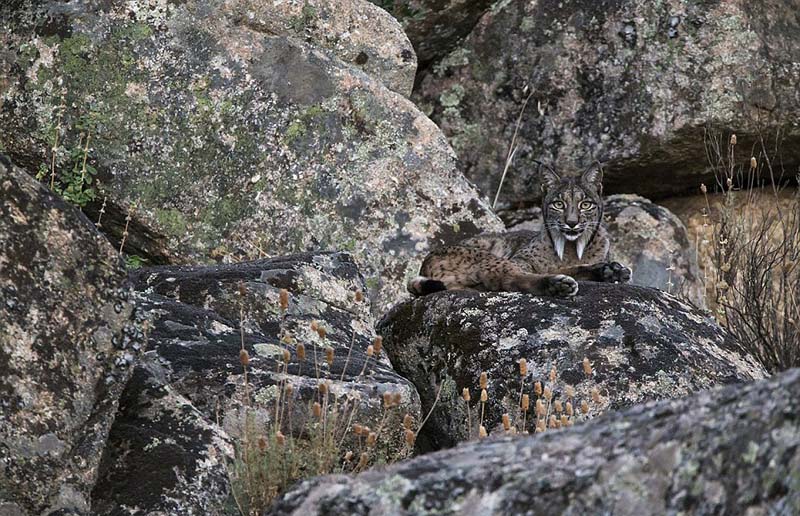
left=579, top=201, right=595, bottom=210
left=551, top=200, right=565, bottom=210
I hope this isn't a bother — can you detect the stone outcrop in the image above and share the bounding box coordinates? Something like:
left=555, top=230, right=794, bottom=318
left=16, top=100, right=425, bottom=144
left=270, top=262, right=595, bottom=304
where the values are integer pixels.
left=0, top=155, right=143, bottom=515
left=0, top=0, right=503, bottom=316
left=268, top=368, right=800, bottom=516
left=92, top=252, right=421, bottom=513
left=378, top=284, right=765, bottom=449
left=415, top=0, right=800, bottom=206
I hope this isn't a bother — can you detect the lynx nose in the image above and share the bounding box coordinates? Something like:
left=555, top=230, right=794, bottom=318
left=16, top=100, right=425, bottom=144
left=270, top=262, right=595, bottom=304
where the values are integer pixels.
left=565, top=217, right=579, bottom=229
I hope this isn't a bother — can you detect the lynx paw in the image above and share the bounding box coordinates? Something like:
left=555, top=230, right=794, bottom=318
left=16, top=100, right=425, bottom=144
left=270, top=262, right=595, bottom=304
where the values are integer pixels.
left=545, top=274, right=579, bottom=297
left=593, top=262, right=632, bottom=283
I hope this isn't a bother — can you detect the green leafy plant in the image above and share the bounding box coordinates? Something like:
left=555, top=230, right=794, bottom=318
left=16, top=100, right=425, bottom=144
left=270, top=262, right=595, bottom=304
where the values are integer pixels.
left=36, top=131, right=98, bottom=208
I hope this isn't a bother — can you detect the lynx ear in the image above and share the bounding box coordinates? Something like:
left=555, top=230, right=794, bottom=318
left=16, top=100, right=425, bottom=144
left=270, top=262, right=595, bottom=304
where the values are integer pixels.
left=537, top=162, right=561, bottom=193
left=581, top=162, right=603, bottom=193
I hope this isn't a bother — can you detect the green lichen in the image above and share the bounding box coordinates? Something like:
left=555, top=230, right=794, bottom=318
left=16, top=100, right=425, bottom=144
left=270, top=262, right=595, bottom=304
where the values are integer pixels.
left=439, top=84, right=465, bottom=108
left=155, top=208, right=188, bottom=238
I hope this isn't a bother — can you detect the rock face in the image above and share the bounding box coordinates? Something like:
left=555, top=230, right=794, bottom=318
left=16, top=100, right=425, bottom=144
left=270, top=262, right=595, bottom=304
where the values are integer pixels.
left=505, top=194, right=705, bottom=307
left=227, top=0, right=417, bottom=96
left=268, top=367, right=800, bottom=516
left=93, top=252, right=421, bottom=513
left=372, top=0, right=493, bottom=66
left=0, top=0, right=503, bottom=316
left=0, top=155, right=143, bottom=515
left=378, top=284, right=766, bottom=450
left=415, top=0, right=800, bottom=206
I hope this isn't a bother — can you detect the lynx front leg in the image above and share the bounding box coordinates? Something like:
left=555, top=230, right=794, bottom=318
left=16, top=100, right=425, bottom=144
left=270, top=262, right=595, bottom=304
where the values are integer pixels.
left=561, top=262, right=632, bottom=283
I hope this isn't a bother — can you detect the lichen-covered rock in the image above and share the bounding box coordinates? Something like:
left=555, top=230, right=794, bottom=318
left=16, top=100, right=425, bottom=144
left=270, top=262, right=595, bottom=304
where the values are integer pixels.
left=92, top=360, right=235, bottom=515
left=371, top=0, right=493, bottom=66
left=0, top=155, right=143, bottom=515
left=268, top=367, right=800, bottom=516
left=505, top=194, right=704, bottom=307
left=95, top=252, right=421, bottom=512
left=415, top=0, right=800, bottom=206
left=0, top=0, right=503, bottom=316
left=226, top=0, right=417, bottom=96
left=377, top=284, right=766, bottom=450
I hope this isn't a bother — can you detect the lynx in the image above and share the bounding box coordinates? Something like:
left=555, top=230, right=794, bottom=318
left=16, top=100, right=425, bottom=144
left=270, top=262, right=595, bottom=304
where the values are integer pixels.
left=408, top=163, right=632, bottom=297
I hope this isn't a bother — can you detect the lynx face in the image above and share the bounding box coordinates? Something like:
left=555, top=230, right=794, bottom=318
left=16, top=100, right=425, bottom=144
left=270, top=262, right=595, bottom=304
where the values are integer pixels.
left=539, top=163, right=604, bottom=260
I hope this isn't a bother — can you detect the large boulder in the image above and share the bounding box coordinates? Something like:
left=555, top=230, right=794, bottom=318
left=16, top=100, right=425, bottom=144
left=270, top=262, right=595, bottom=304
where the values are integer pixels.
left=415, top=0, right=800, bottom=206
left=93, top=252, right=421, bottom=513
left=0, top=0, right=503, bottom=316
left=0, top=155, right=143, bottom=515
left=268, top=367, right=800, bottom=515
left=504, top=194, right=705, bottom=307
left=378, top=284, right=766, bottom=450
left=226, top=0, right=417, bottom=96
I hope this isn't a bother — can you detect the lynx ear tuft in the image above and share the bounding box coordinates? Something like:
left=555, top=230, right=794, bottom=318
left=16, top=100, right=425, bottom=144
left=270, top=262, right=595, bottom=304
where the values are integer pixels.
left=537, top=162, right=561, bottom=192
left=581, top=162, right=603, bottom=193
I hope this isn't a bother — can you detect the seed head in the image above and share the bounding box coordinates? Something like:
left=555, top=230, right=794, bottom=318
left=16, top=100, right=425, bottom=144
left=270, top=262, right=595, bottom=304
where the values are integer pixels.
left=282, top=349, right=291, bottom=363
left=549, top=415, right=557, bottom=429
left=549, top=366, right=557, bottom=383
left=534, top=381, right=542, bottom=396
left=750, top=157, right=757, bottom=170
left=560, top=415, right=569, bottom=426
left=285, top=383, right=294, bottom=396
left=366, top=345, right=374, bottom=357
left=565, top=385, right=575, bottom=398
left=345, top=450, right=353, bottom=462
left=462, top=388, right=471, bottom=402
left=580, top=400, right=589, bottom=414
left=403, top=414, right=414, bottom=430
left=392, top=392, right=402, bottom=406
left=316, top=326, right=327, bottom=339
left=297, top=343, right=306, bottom=361
left=582, top=357, right=593, bottom=376
left=521, top=394, right=530, bottom=411
left=319, top=382, right=328, bottom=396
left=727, top=177, right=733, bottom=189
left=502, top=413, right=511, bottom=431
left=519, top=358, right=528, bottom=377
left=353, top=424, right=363, bottom=436
left=405, top=429, right=416, bottom=447
left=310, top=320, right=318, bottom=331
left=480, top=389, right=488, bottom=402
left=543, top=386, right=552, bottom=401
left=535, top=419, right=545, bottom=433
left=373, top=336, right=383, bottom=355
left=354, top=289, right=364, bottom=302
left=237, top=281, right=247, bottom=297
left=479, top=372, right=488, bottom=389
left=591, top=387, right=601, bottom=404
left=554, top=400, right=563, bottom=413
left=358, top=452, right=369, bottom=469
left=276, top=431, right=285, bottom=446
left=258, top=436, right=267, bottom=452
left=313, top=402, right=322, bottom=418
left=535, top=399, right=545, bottom=417
left=279, top=289, right=289, bottom=311
left=239, top=349, right=250, bottom=367
left=479, top=425, right=487, bottom=438
left=700, top=183, right=708, bottom=194
left=383, top=391, right=393, bottom=408
left=566, top=401, right=574, bottom=416
left=366, top=432, right=377, bottom=447
left=325, top=347, right=334, bottom=366
left=730, top=134, right=737, bottom=146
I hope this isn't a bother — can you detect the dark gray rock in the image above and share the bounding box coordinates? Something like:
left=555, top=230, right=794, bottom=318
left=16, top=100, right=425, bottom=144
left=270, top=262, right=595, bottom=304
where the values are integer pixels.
left=415, top=0, right=800, bottom=206
left=267, top=368, right=800, bottom=516
left=505, top=194, right=704, bottom=307
left=372, top=0, right=493, bottom=66
left=0, top=0, right=502, bottom=316
left=377, top=284, right=766, bottom=450
left=93, top=252, right=421, bottom=513
left=0, top=156, right=143, bottom=515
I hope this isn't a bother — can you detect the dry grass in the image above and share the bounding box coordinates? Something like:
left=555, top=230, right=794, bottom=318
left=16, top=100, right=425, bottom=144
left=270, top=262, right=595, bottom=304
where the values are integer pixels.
left=227, top=287, right=417, bottom=515
left=695, top=131, right=800, bottom=372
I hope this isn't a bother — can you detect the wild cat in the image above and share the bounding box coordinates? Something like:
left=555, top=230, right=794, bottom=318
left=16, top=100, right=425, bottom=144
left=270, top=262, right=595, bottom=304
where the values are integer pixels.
left=408, top=163, right=632, bottom=297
